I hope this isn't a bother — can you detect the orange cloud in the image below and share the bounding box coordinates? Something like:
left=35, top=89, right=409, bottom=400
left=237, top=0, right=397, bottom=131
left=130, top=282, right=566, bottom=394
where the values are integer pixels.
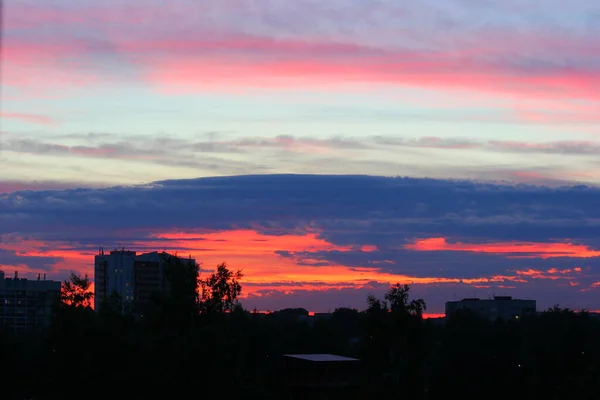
left=0, top=235, right=97, bottom=280
left=515, top=268, right=583, bottom=280
left=1, top=230, right=526, bottom=302
left=146, top=230, right=472, bottom=295
left=405, top=237, right=600, bottom=259
left=4, top=229, right=594, bottom=312
left=547, top=268, right=581, bottom=274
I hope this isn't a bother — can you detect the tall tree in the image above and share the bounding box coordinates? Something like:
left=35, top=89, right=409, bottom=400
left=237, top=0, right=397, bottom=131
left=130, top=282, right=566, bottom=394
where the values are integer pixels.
left=60, top=272, right=94, bottom=308
left=199, top=263, right=243, bottom=314
left=385, top=283, right=426, bottom=318
left=363, top=284, right=428, bottom=398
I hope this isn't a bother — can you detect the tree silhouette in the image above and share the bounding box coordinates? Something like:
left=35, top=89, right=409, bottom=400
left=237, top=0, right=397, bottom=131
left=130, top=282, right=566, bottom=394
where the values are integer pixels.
left=60, top=272, right=94, bottom=308
left=3, top=266, right=600, bottom=400
left=385, top=283, right=426, bottom=317
left=362, top=284, right=429, bottom=398
left=199, top=262, right=243, bottom=314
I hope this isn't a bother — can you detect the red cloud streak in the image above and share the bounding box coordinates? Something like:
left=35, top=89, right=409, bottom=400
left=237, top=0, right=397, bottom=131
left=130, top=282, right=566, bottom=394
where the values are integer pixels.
left=406, top=237, right=600, bottom=259
left=0, top=230, right=546, bottom=302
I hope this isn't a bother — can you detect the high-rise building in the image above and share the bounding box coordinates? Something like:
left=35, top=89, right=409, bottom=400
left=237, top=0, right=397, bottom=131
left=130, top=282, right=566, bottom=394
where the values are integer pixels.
left=0, top=270, right=61, bottom=333
left=94, top=249, right=196, bottom=312
left=445, top=296, right=536, bottom=321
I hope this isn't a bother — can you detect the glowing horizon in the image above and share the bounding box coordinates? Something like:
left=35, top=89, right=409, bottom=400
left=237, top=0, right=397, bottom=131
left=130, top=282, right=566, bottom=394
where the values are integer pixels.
left=2, top=214, right=599, bottom=313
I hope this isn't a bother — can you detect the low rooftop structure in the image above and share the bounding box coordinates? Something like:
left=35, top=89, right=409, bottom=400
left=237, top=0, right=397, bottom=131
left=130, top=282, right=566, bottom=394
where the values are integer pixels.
left=279, top=353, right=364, bottom=399
left=446, top=296, right=536, bottom=321
left=284, top=354, right=359, bottom=362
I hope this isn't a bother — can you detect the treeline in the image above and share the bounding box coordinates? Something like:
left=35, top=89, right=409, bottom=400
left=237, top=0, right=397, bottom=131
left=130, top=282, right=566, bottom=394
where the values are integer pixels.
left=1, top=258, right=599, bottom=399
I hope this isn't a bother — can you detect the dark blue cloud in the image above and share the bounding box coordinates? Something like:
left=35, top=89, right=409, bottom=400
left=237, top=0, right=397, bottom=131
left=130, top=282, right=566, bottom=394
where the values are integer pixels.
left=2, top=174, right=600, bottom=242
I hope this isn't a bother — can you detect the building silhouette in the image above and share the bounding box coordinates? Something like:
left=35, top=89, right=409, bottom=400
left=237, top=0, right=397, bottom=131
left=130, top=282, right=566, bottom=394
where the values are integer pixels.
left=0, top=270, right=61, bottom=333
left=279, top=354, right=364, bottom=399
left=94, top=248, right=196, bottom=313
left=445, top=296, right=536, bottom=321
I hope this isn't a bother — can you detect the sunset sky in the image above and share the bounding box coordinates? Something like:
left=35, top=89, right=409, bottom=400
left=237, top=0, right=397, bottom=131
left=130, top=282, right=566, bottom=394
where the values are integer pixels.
left=2, top=0, right=600, bottom=313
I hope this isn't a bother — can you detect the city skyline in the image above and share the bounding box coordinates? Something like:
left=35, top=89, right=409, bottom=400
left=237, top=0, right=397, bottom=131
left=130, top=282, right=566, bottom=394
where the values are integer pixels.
left=2, top=175, right=600, bottom=314
left=2, top=1, right=600, bottom=313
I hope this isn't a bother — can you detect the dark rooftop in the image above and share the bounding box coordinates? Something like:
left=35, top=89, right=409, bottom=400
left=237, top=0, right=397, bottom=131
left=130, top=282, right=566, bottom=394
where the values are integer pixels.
left=283, top=354, right=359, bottom=362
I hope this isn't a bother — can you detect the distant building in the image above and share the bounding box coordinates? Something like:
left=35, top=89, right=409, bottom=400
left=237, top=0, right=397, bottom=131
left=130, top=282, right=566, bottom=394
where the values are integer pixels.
left=297, top=312, right=332, bottom=326
left=0, top=270, right=61, bottom=333
left=279, top=354, right=364, bottom=399
left=94, top=248, right=196, bottom=313
left=445, top=296, right=536, bottom=321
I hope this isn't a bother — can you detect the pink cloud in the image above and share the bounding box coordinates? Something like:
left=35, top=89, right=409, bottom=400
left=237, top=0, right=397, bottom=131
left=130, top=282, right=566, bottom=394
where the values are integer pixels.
left=118, top=34, right=600, bottom=103
left=3, top=39, right=103, bottom=98
left=4, top=21, right=600, bottom=104
left=1, top=112, right=60, bottom=126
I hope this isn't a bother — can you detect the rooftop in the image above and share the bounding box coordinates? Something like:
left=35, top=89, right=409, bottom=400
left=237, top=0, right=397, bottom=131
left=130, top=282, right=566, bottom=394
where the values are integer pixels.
left=448, top=296, right=535, bottom=303
left=283, top=354, right=359, bottom=362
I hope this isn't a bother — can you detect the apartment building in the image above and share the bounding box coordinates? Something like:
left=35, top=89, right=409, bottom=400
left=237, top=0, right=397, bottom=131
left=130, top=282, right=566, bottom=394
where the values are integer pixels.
left=94, top=249, right=196, bottom=313
left=0, top=270, right=61, bottom=333
left=445, top=296, right=537, bottom=321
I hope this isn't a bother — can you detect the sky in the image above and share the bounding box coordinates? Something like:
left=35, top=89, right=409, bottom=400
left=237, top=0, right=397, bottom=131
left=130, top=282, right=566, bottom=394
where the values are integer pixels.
left=1, top=0, right=600, bottom=314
